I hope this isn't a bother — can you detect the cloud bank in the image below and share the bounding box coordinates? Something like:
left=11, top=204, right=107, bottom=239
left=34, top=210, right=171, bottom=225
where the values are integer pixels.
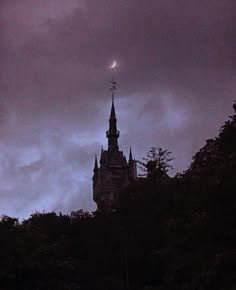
left=0, top=0, right=234, bottom=218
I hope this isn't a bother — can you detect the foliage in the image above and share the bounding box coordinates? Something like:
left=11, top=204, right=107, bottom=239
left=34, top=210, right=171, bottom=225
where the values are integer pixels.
left=137, top=146, right=174, bottom=180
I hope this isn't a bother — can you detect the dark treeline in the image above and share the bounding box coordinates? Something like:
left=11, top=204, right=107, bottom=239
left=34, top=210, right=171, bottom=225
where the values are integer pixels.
left=0, top=102, right=236, bottom=290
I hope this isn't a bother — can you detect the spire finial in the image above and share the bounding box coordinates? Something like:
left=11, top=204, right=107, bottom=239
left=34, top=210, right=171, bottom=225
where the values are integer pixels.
left=109, top=79, right=117, bottom=102
left=109, top=80, right=117, bottom=120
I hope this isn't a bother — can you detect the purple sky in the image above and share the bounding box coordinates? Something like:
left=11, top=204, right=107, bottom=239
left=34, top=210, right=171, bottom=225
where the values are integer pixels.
left=0, top=0, right=234, bottom=219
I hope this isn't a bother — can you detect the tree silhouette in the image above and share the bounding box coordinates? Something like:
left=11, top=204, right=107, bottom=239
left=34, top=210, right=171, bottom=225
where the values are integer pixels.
left=137, top=146, right=174, bottom=181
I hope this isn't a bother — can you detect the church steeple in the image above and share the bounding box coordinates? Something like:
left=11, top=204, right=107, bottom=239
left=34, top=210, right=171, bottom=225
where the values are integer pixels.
left=106, top=80, right=120, bottom=151
left=92, top=80, right=138, bottom=213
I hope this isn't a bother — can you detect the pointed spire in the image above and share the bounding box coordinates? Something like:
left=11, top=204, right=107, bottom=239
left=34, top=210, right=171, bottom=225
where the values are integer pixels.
left=100, top=146, right=105, bottom=164
left=109, top=79, right=117, bottom=120
left=129, top=147, right=133, bottom=162
left=93, top=155, right=98, bottom=172
left=106, top=80, right=120, bottom=151
left=110, top=98, right=116, bottom=119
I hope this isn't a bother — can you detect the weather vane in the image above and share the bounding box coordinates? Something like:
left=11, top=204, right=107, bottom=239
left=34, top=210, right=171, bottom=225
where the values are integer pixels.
left=109, top=79, right=117, bottom=101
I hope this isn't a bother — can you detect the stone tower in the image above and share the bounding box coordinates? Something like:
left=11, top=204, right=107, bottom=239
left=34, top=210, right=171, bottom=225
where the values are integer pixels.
left=93, top=82, right=137, bottom=212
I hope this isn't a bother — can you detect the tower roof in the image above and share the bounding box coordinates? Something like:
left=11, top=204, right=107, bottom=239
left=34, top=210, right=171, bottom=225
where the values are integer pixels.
left=93, top=155, right=98, bottom=172
left=100, top=147, right=105, bottom=164
left=109, top=99, right=116, bottom=119
left=106, top=80, right=119, bottom=151
left=109, top=79, right=117, bottom=120
left=129, top=147, right=133, bottom=162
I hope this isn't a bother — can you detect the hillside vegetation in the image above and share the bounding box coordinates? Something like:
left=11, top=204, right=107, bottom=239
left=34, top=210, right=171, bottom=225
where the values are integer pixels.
left=0, top=102, right=235, bottom=290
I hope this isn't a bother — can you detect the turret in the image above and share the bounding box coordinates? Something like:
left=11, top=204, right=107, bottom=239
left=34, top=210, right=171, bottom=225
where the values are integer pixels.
left=100, top=147, right=105, bottom=164
left=93, top=155, right=98, bottom=172
left=123, top=155, right=128, bottom=167
left=93, top=155, right=99, bottom=190
left=129, top=147, right=133, bottom=164
left=128, top=147, right=137, bottom=180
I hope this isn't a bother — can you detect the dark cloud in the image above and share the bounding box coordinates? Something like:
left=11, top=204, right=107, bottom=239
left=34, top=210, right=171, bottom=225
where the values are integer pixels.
left=0, top=0, right=234, bottom=218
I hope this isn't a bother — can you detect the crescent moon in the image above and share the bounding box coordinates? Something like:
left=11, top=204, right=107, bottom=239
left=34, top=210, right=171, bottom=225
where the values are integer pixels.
left=110, top=61, right=117, bottom=69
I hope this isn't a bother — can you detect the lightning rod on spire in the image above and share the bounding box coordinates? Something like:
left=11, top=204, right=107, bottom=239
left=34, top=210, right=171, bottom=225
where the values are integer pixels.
left=109, top=79, right=117, bottom=102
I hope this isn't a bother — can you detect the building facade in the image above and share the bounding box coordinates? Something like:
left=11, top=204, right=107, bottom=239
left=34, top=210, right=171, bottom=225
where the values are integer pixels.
left=92, top=91, right=137, bottom=212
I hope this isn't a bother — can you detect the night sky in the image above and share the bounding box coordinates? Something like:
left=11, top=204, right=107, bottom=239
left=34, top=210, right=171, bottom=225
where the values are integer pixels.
left=0, top=0, right=234, bottom=219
